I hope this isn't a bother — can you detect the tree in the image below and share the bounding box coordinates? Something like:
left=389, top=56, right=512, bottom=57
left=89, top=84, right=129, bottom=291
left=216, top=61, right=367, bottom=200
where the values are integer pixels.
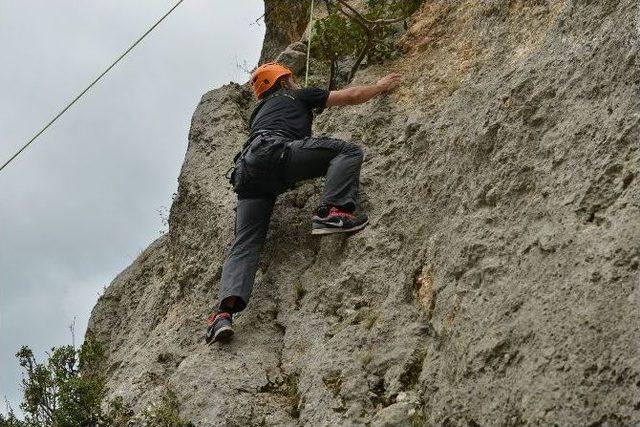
left=1, top=334, right=131, bottom=427
left=311, top=0, right=424, bottom=88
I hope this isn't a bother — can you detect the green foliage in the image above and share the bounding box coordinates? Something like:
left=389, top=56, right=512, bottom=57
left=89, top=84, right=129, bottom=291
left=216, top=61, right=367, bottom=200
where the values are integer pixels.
left=293, top=282, right=307, bottom=307
left=364, top=0, right=424, bottom=19
left=0, top=409, right=27, bottom=427
left=360, top=350, right=373, bottom=367
left=311, top=0, right=424, bottom=87
left=103, top=396, right=134, bottom=427
left=313, top=11, right=364, bottom=64
left=12, top=334, right=110, bottom=426
left=140, top=388, right=192, bottom=427
left=362, top=0, right=425, bottom=61
left=3, top=334, right=193, bottom=426
left=283, top=374, right=300, bottom=419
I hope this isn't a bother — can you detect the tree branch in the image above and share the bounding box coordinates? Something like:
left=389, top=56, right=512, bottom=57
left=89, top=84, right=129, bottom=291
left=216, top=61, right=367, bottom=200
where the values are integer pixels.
left=333, top=0, right=372, bottom=82
left=349, top=36, right=372, bottom=82
left=325, top=0, right=412, bottom=83
left=335, top=0, right=409, bottom=26
left=335, top=0, right=370, bottom=28
left=329, top=59, right=337, bottom=90
left=251, top=13, right=265, bottom=26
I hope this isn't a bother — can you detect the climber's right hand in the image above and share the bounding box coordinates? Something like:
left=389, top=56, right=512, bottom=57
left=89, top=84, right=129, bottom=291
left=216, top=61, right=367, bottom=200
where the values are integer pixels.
left=376, top=73, right=402, bottom=93
left=327, top=73, right=402, bottom=107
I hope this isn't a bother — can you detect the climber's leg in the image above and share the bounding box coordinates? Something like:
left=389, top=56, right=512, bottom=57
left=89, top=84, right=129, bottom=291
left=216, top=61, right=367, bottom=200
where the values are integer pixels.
left=284, top=137, right=368, bottom=235
left=284, top=137, right=363, bottom=211
left=217, top=197, right=276, bottom=312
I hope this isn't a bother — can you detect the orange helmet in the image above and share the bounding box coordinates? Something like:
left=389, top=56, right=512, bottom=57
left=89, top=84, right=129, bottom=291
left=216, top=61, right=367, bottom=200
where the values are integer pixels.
left=251, top=62, right=293, bottom=98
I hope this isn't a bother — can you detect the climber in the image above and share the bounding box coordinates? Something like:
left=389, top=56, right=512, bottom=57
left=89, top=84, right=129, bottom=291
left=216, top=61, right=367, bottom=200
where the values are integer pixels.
left=206, top=62, right=401, bottom=343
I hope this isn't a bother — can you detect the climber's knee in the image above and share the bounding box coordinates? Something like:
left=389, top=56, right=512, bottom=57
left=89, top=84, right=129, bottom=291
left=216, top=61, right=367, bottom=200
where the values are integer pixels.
left=343, top=142, right=363, bottom=160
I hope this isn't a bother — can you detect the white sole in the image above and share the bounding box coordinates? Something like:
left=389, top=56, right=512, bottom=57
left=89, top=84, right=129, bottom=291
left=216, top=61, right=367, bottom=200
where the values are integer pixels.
left=213, top=326, right=234, bottom=343
left=311, top=219, right=369, bottom=235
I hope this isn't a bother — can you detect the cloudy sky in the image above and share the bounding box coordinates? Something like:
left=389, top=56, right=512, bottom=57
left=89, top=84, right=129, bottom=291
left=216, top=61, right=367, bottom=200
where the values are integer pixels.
left=0, top=0, right=264, bottom=413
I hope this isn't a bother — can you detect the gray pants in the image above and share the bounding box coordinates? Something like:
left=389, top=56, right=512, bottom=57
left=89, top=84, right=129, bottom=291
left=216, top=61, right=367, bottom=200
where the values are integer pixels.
left=218, top=136, right=363, bottom=312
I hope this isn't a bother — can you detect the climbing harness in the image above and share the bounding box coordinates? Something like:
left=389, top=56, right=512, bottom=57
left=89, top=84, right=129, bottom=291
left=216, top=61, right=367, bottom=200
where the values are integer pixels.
left=304, top=0, right=315, bottom=87
left=225, top=90, right=294, bottom=190
left=226, top=131, right=291, bottom=199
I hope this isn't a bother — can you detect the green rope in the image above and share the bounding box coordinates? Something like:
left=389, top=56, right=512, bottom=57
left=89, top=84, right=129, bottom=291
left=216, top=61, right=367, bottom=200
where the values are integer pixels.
left=0, top=0, right=185, bottom=174
left=304, top=0, right=315, bottom=87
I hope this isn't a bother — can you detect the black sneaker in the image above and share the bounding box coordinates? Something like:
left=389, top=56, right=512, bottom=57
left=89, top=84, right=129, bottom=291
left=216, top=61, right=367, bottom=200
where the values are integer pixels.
left=205, top=311, right=234, bottom=343
left=311, top=207, right=369, bottom=235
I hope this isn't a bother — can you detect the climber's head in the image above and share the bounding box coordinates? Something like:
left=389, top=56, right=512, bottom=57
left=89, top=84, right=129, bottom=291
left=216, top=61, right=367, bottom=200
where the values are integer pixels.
left=251, top=62, right=296, bottom=99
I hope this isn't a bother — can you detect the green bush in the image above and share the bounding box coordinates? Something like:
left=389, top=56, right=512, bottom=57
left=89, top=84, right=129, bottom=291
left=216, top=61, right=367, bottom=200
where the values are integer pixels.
left=0, top=334, right=124, bottom=427
left=0, top=335, right=191, bottom=427
left=364, top=0, right=424, bottom=19
left=140, top=388, right=192, bottom=427
left=311, top=0, right=424, bottom=88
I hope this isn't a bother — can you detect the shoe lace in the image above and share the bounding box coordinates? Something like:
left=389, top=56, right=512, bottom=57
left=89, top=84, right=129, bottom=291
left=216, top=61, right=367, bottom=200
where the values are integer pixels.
left=205, top=312, right=217, bottom=324
left=329, top=207, right=354, bottom=219
left=205, top=311, right=231, bottom=325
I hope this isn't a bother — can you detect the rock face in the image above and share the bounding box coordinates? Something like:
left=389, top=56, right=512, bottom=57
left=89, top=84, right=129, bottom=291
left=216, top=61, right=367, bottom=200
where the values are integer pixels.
left=259, top=0, right=310, bottom=64
left=88, top=1, right=640, bottom=425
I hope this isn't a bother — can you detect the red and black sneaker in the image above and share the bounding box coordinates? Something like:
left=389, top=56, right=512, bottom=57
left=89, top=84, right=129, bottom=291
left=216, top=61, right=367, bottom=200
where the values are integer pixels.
left=205, top=311, right=234, bottom=343
left=311, top=206, right=369, bottom=235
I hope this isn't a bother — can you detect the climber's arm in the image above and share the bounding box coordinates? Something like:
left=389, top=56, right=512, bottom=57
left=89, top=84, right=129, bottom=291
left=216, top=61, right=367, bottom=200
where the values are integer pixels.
left=326, top=73, right=401, bottom=107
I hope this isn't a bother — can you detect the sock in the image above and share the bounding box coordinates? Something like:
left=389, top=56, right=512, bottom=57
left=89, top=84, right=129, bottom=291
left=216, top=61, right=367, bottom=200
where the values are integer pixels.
left=316, top=204, right=330, bottom=218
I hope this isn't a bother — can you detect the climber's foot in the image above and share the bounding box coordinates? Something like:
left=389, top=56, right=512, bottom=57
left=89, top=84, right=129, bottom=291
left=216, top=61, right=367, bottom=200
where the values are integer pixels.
left=205, top=311, right=234, bottom=344
left=311, top=207, right=369, bottom=235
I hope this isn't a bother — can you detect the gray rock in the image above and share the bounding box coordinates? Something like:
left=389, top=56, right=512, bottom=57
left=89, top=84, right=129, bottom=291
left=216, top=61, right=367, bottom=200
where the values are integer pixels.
left=276, top=47, right=307, bottom=75
left=259, top=0, right=310, bottom=64
left=87, top=0, right=640, bottom=425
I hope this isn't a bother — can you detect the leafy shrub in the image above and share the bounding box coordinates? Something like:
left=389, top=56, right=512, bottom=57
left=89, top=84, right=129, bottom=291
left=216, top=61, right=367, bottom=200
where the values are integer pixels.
left=311, top=0, right=424, bottom=88
left=0, top=335, right=190, bottom=427
left=0, top=334, right=124, bottom=426
left=140, top=387, right=192, bottom=427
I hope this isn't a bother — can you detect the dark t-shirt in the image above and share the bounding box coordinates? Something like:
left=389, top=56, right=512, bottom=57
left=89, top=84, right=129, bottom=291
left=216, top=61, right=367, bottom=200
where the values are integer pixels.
left=249, top=88, right=329, bottom=140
